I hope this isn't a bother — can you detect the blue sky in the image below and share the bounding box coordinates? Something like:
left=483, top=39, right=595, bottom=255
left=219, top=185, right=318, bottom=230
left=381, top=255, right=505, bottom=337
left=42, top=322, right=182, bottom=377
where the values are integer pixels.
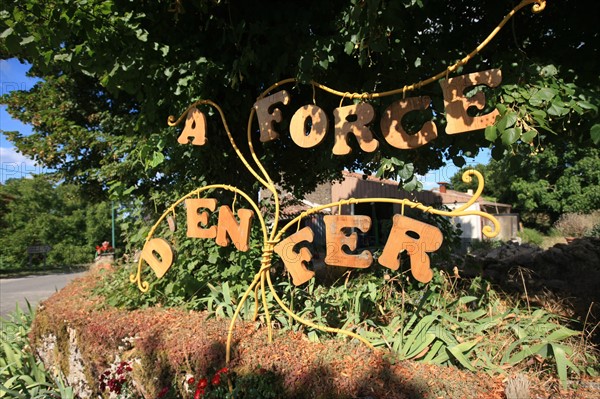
left=0, top=59, right=45, bottom=183
left=0, top=58, right=490, bottom=187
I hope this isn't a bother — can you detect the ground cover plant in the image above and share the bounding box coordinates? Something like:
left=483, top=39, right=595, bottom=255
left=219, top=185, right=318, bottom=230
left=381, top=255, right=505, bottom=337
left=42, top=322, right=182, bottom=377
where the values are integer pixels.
left=86, top=228, right=600, bottom=398
left=0, top=304, right=73, bottom=398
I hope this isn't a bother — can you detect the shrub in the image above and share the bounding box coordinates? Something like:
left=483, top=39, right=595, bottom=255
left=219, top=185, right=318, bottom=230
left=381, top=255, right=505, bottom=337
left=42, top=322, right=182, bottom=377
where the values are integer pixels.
left=518, top=227, right=544, bottom=246
left=553, top=212, right=597, bottom=237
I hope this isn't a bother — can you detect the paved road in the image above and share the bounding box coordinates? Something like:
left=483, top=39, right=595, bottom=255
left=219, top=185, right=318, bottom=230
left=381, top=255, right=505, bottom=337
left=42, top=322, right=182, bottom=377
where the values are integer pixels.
left=0, top=271, right=88, bottom=318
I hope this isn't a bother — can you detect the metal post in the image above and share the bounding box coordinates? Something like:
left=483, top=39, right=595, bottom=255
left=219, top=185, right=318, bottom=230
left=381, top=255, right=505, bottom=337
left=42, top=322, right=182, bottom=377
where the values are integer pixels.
left=111, top=201, right=116, bottom=249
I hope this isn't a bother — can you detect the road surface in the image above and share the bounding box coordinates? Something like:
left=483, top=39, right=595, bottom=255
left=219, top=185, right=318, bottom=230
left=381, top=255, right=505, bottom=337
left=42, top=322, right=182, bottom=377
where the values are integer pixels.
left=0, top=271, right=88, bottom=318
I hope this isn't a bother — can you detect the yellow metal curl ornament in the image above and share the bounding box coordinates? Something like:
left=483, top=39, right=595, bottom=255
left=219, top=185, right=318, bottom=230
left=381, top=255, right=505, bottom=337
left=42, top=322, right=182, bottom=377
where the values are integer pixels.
left=131, top=0, right=543, bottom=369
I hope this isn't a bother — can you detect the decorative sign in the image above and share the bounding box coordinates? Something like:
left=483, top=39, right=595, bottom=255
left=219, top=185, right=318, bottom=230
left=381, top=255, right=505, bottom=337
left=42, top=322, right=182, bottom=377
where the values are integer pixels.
left=130, top=0, right=546, bottom=364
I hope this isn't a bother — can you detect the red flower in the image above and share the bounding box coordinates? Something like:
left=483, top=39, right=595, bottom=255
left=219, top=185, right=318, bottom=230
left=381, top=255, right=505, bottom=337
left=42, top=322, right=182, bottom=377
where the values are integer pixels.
left=157, top=386, right=169, bottom=398
left=197, top=378, right=208, bottom=389
left=211, top=374, right=221, bottom=386
left=217, top=367, right=228, bottom=375
left=194, top=387, right=204, bottom=399
left=187, top=377, right=195, bottom=385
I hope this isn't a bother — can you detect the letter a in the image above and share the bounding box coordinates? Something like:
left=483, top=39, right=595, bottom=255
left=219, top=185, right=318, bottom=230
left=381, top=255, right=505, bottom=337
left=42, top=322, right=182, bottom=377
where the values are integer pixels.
left=178, top=107, right=208, bottom=145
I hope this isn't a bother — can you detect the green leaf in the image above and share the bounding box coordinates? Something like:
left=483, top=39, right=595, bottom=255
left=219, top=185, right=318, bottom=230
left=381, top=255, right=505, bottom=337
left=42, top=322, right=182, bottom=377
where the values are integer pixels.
left=529, top=87, right=556, bottom=106
left=495, top=103, right=507, bottom=114
left=208, top=252, right=218, bottom=264
left=501, top=128, right=519, bottom=146
left=521, top=128, right=537, bottom=143
left=0, top=27, right=14, bottom=39
left=344, top=41, right=354, bottom=55
left=484, top=125, right=497, bottom=141
left=551, top=344, right=578, bottom=389
left=502, top=94, right=515, bottom=103
left=446, top=339, right=479, bottom=371
left=577, top=100, right=597, bottom=111
left=546, top=326, right=580, bottom=342
left=20, top=35, right=35, bottom=45
left=149, top=151, right=165, bottom=168
left=398, top=163, right=414, bottom=180
left=539, top=64, right=558, bottom=77
left=590, top=124, right=600, bottom=144
left=547, top=102, right=569, bottom=116
left=53, top=53, right=72, bottom=62
left=402, top=175, right=419, bottom=192
left=496, top=111, right=517, bottom=132
left=136, top=29, right=148, bottom=42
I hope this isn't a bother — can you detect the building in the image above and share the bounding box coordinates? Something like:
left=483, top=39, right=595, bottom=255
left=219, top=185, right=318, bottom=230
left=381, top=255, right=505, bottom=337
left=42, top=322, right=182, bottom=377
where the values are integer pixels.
left=271, top=171, right=516, bottom=250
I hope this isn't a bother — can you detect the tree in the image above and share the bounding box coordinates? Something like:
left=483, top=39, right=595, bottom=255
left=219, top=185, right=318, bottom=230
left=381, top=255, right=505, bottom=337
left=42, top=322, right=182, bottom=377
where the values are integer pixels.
left=450, top=142, right=600, bottom=230
left=0, top=176, right=115, bottom=269
left=1, top=0, right=598, bottom=241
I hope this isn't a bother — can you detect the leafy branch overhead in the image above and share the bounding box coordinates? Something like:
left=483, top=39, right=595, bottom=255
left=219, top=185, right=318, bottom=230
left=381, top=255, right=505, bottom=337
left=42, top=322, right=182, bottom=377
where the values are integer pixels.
left=1, top=0, right=598, bottom=207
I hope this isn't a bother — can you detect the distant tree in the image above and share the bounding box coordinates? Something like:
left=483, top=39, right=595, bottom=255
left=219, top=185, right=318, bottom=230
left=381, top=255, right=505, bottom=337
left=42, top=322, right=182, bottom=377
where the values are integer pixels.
left=0, top=176, right=116, bottom=269
left=450, top=142, right=600, bottom=230
left=449, top=164, right=493, bottom=195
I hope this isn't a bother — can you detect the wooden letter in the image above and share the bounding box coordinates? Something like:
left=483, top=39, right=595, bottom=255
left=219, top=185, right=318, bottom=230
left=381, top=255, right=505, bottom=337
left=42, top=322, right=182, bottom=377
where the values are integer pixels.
left=324, top=215, right=372, bottom=268
left=141, top=238, right=175, bottom=278
left=378, top=215, right=443, bottom=283
left=380, top=96, right=438, bottom=149
left=216, top=206, right=254, bottom=251
left=274, top=227, right=315, bottom=286
left=289, top=104, right=328, bottom=148
left=178, top=107, right=207, bottom=145
left=332, top=103, right=379, bottom=155
left=439, top=68, right=502, bottom=134
left=254, top=90, right=290, bottom=142
left=186, top=198, right=217, bottom=239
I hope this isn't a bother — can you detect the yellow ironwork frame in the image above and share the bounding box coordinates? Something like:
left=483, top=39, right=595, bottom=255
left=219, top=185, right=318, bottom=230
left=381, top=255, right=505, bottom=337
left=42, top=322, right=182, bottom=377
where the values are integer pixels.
left=129, top=0, right=546, bottom=366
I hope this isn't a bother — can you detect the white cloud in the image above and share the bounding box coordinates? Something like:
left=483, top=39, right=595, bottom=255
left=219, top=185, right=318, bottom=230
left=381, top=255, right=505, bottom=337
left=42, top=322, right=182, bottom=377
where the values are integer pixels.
left=0, top=147, right=49, bottom=183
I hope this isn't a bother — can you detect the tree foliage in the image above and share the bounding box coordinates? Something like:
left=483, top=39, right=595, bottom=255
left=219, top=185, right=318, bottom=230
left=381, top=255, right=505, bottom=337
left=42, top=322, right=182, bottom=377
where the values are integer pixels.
left=1, top=0, right=598, bottom=244
left=0, top=176, right=115, bottom=269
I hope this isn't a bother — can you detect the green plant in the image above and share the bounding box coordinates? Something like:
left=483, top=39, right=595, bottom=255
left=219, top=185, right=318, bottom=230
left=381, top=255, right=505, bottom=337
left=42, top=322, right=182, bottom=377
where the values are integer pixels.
left=467, top=238, right=503, bottom=253
left=518, top=227, right=544, bottom=246
left=586, top=223, right=600, bottom=238
left=0, top=303, right=74, bottom=399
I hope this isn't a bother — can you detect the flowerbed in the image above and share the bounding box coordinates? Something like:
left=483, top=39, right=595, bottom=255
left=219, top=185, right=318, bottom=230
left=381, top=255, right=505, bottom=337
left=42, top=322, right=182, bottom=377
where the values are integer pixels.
left=29, top=268, right=597, bottom=398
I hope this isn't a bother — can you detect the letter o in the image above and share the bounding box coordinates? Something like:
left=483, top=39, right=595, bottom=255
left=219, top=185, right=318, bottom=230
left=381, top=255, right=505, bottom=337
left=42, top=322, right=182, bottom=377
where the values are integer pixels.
left=289, top=104, right=328, bottom=148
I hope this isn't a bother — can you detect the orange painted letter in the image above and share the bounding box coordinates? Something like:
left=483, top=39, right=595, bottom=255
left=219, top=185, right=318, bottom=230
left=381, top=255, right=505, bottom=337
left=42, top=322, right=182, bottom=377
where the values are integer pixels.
left=378, top=215, right=442, bottom=283
left=439, top=68, right=502, bottom=134
left=216, top=206, right=254, bottom=251
left=289, top=104, right=328, bottom=148
left=324, top=215, right=372, bottom=268
left=178, top=107, right=207, bottom=146
left=380, top=96, right=437, bottom=149
left=254, top=90, right=291, bottom=142
left=332, top=103, right=379, bottom=155
left=141, top=238, right=176, bottom=278
left=274, top=227, right=315, bottom=286
left=186, top=198, right=217, bottom=239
